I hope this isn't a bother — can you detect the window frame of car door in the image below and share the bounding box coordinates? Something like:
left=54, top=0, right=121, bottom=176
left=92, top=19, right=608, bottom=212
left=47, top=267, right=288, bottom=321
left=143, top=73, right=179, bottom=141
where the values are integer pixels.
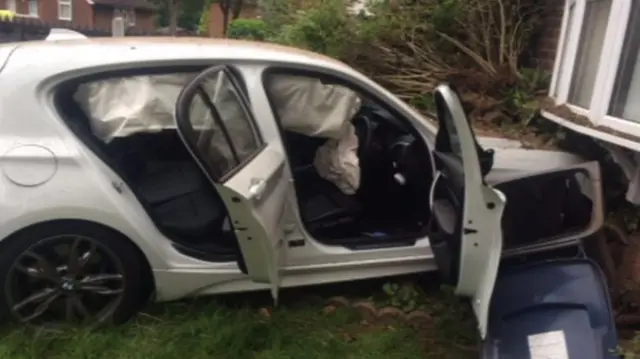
left=175, top=65, right=268, bottom=184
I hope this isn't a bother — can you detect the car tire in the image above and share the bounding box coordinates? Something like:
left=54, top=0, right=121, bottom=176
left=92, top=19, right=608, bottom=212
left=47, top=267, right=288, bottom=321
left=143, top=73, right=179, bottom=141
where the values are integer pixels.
left=0, top=220, right=147, bottom=327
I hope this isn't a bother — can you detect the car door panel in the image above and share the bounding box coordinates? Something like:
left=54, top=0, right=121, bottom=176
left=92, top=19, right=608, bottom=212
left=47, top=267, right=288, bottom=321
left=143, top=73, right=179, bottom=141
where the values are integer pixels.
left=175, top=65, right=288, bottom=301
left=429, top=84, right=506, bottom=339
left=495, top=164, right=602, bottom=252
left=213, top=146, right=288, bottom=301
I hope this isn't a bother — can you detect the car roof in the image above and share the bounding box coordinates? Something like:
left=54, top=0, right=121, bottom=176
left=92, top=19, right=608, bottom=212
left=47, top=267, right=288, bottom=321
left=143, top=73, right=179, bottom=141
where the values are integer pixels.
left=0, top=37, right=349, bottom=75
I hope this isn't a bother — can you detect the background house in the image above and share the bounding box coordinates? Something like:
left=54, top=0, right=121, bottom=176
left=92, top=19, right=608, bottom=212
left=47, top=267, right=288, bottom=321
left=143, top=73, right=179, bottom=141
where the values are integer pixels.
left=0, top=0, right=157, bottom=32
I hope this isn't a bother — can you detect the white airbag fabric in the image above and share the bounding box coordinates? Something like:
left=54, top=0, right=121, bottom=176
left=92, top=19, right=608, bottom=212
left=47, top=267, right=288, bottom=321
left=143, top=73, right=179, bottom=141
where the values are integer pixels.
left=267, top=75, right=362, bottom=139
left=267, top=75, right=362, bottom=194
left=74, top=73, right=197, bottom=143
left=76, top=73, right=363, bottom=194
left=314, top=123, right=361, bottom=194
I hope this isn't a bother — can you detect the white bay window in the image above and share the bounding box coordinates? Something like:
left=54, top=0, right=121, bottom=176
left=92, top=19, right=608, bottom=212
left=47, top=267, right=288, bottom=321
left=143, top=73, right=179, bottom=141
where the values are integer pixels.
left=549, top=0, right=640, bottom=136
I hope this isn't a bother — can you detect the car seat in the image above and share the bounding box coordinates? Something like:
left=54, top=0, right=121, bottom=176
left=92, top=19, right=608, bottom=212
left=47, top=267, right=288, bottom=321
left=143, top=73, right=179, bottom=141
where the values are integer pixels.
left=284, top=131, right=362, bottom=233
left=106, top=133, right=229, bottom=243
left=64, top=108, right=227, bottom=243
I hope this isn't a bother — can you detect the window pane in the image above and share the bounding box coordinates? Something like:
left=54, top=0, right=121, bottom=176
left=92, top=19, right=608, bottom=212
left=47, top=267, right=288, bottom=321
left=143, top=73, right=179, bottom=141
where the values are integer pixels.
left=609, top=1, right=640, bottom=122
left=7, top=0, right=16, bottom=12
left=205, top=73, right=261, bottom=162
left=553, top=3, right=576, bottom=96
left=188, top=93, right=236, bottom=178
left=186, top=71, right=261, bottom=180
left=568, top=0, right=612, bottom=107
left=59, top=3, right=71, bottom=19
left=29, top=0, right=38, bottom=16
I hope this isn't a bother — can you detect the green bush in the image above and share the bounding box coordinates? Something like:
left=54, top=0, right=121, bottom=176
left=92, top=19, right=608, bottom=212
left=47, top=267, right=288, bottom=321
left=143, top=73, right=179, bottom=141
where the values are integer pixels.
left=274, top=0, right=355, bottom=59
left=259, top=0, right=296, bottom=33
left=226, top=19, right=270, bottom=41
left=198, top=0, right=213, bottom=36
left=259, top=0, right=547, bottom=129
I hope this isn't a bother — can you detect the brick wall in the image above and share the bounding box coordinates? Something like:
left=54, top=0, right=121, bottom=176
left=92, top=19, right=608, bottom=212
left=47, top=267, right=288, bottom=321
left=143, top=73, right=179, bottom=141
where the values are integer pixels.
left=72, top=0, right=95, bottom=27
left=530, top=0, right=565, bottom=71
left=133, top=10, right=155, bottom=32
left=1, top=1, right=155, bottom=32
left=93, top=6, right=155, bottom=32
left=0, top=0, right=93, bottom=25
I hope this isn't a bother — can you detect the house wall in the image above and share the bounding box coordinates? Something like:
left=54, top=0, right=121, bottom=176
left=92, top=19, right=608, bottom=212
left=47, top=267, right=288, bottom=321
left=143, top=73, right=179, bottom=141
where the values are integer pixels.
left=531, top=0, right=565, bottom=71
left=208, top=3, right=260, bottom=38
left=0, top=0, right=93, bottom=26
left=0, top=1, right=155, bottom=32
left=93, top=6, right=155, bottom=32
left=132, top=10, right=154, bottom=32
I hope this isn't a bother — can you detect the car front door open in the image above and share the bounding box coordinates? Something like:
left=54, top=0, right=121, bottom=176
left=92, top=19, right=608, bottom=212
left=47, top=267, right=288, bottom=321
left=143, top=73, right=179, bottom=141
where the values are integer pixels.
left=428, top=84, right=507, bottom=339
left=175, top=65, right=289, bottom=303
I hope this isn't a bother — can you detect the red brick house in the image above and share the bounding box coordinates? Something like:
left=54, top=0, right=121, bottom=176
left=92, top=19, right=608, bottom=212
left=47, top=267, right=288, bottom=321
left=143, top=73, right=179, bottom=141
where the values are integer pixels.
left=0, top=0, right=157, bottom=32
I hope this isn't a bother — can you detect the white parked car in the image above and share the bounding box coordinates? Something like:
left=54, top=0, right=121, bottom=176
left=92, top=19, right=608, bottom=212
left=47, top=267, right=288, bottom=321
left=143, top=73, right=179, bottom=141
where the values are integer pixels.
left=0, top=37, right=604, bottom=338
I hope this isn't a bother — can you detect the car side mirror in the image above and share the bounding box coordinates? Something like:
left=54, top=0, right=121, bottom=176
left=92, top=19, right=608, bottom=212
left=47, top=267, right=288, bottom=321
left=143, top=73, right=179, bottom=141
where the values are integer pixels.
left=479, top=148, right=495, bottom=177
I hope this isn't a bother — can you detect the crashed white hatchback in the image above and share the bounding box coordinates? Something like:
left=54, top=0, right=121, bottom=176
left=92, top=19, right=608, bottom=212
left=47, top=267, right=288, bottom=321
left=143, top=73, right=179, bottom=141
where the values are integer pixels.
left=0, top=38, right=605, bottom=338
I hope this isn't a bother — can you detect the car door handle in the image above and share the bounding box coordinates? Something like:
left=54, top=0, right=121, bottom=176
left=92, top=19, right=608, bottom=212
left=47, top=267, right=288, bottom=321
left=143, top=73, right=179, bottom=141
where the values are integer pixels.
left=249, top=178, right=267, bottom=200
left=463, top=228, right=478, bottom=235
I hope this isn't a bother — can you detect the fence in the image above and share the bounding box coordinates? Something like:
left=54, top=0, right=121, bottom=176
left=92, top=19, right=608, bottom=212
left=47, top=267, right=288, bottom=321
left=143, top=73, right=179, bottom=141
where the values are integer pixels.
left=0, top=17, right=162, bottom=43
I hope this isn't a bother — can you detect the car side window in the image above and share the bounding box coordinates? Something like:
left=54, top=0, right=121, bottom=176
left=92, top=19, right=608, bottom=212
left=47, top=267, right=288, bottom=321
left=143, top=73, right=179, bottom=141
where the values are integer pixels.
left=182, top=69, right=263, bottom=180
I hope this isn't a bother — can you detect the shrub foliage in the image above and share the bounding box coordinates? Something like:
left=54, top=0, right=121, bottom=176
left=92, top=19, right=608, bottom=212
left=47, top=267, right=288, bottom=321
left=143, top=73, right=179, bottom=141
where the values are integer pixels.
left=249, top=0, right=552, bottom=130
left=227, top=18, right=270, bottom=40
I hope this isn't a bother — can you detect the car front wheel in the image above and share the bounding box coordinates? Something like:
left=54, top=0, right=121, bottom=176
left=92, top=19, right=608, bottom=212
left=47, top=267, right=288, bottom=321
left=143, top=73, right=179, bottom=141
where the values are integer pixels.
left=0, top=221, right=146, bottom=327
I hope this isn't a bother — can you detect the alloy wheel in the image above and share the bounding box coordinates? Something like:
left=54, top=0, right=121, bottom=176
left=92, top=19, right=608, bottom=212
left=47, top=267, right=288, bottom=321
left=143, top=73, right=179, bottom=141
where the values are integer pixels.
left=4, top=235, right=126, bottom=326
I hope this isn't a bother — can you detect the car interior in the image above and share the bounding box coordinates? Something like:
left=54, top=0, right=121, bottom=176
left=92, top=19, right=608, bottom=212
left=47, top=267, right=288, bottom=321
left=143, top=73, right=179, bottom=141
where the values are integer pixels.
left=265, top=76, right=595, bottom=251
left=279, top=99, right=434, bottom=248
left=55, top=78, right=240, bottom=261
left=53, top=70, right=596, bottom=263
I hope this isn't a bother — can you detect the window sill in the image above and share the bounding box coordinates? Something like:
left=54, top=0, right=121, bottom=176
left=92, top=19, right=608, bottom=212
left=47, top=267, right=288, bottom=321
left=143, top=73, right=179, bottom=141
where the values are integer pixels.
left=540, top=99, right=640, bottom=152
left=540, top=99, right=640, bottom=205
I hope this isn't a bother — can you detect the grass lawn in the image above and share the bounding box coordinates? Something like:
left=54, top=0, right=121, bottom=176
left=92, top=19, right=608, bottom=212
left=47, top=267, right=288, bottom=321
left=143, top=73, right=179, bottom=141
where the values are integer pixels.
left=0, top=277, right=479, bottom=359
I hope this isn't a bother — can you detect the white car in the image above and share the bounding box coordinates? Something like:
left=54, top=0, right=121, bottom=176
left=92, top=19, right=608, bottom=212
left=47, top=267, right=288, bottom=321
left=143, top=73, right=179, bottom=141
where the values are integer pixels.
left=0, top=37, right=604, bottom=338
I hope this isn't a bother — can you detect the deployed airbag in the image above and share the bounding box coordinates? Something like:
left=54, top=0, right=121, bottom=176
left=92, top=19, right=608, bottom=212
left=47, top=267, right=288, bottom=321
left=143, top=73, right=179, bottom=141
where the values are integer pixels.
left=314, top=122, right=360, bottom=194
left=267, top=75, right=362, bottom=139
left=75, top=73, right=363, bottom=194
left=74, top=73, right=197, bottom=143
left=268, top=75, right=362, bottom=193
